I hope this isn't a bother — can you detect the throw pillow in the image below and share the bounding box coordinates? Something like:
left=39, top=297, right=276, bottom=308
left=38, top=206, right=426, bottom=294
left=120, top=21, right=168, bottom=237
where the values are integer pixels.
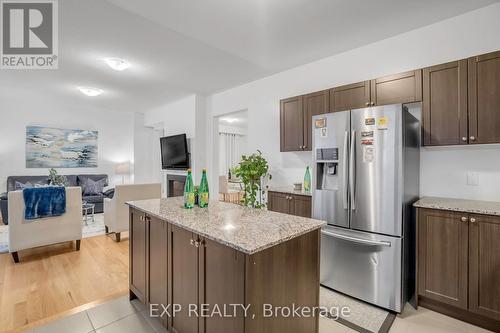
left=15, top=181, right=33, bottom=190
left=82, top=178, right=106, bottom=195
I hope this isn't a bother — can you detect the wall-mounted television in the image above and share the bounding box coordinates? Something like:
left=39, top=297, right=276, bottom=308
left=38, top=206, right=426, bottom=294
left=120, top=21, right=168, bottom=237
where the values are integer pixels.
left=160, top=134, right=190, bottom=170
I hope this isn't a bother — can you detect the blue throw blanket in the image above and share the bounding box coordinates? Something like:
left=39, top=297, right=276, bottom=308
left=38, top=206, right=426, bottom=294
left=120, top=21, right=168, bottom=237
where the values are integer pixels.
left=23, top=187, right=66, bottom=220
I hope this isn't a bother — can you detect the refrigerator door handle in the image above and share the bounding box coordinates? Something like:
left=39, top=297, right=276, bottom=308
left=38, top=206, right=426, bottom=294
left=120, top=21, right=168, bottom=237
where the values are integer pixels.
left=342, top=131, right=349, bottom=210
left=350, top=130, right=356, bottom=210
left=321, top=230, right=392, bottom=247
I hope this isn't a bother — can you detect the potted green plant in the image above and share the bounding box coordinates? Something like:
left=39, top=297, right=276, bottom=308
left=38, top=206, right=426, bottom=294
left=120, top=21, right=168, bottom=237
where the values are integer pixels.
left=233, top=150, right=271, bottom=208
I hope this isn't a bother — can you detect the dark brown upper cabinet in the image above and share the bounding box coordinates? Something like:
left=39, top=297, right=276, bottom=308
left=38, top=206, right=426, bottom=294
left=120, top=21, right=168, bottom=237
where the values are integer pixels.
left=422, top=60, right=468, bottom=146
left=329, top=70, right=422, bottom=113
left=468, top=50, right=500, bottom=145
left=329, top=81, right=371, bottom=112
left=371, top=70, right=422, bottom=106
left=280, top=96, right=304, bottom=152
left=303, top=90, right=329, bottom=150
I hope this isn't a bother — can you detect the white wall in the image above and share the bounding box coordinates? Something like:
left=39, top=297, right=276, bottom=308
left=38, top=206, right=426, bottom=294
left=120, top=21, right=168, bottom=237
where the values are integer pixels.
left=0, top=98, right=135, bottom=191
left=141, top=94, right=208, bottom=184
left=133, top=113, right=162, bottom=184
left=144, top=95, right=196, bottom=137
left=207, top=3, right=500, bottom=201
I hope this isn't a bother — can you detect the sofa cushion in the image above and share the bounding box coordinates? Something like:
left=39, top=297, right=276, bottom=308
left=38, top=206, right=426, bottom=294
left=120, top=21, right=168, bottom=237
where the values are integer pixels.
left=7, top=176, right=49, bottom=192
left=14, top=181, right=34, bottom=190
left=77, top=174, right=108, bottom=188
left=83, top=194, right=105, bottom=203
left=81, top=178, right=106, bottom=195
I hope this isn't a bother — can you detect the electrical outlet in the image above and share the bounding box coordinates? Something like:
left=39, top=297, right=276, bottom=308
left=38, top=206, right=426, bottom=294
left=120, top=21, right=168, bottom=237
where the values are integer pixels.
left=467, top=171, right=479, bottom=186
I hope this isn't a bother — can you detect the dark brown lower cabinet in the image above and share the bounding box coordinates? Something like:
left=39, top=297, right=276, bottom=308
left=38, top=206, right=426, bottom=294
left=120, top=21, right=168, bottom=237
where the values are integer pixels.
left=469, top=214, right=500, bottom=321
left=148, top=216, right=169, bottom=328
left=417, top=208, right=500, bottom=331
left=170, top=225, right=199, bottom=333
left=417, top=209, right=468, bottom=309
left=200, top=238, right=245, bottom=333
left=268, top=191, right=312, bottom=218
left=129, top=207, right=320, bottom=333
left=130, top=209, right=147, bottom=303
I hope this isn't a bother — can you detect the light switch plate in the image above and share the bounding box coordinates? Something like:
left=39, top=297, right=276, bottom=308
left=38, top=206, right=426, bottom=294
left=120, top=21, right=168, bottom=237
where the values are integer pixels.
left=467, top=171, right=479, bottom=186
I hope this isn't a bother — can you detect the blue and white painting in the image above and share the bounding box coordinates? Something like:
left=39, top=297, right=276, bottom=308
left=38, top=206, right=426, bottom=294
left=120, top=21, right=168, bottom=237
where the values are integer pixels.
left=26, top=126, right=98, bottom=168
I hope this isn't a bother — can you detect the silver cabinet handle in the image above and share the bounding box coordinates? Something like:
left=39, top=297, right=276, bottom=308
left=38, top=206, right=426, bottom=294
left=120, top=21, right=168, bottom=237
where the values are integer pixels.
left=461, top=137, right=467, bottom=142
left=349, top=131, right=356, bottom=210
left=470, top=136, right=476, bottom=142
left=321, top=230, right=391, bottom=247
left=190, top=239, right=195, bottom=246
left=461, top=216, right=468, bottom=222
left=194, top=240, right=200, bottom=248
left=342, top=131, right=349, bottom=210
left=140, top=215, right=144, bottom=221
left=470, top=217, right=476, bottom=223
left=365, top=102, right=370, bottom=107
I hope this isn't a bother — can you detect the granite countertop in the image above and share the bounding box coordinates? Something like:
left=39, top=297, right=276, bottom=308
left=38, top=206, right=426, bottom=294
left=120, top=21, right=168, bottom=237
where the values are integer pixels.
left=127, top=197, right=325, bottom=254
left=414, top=197, right=500, bottom=216
left=267, top=186, right=312, bottom=197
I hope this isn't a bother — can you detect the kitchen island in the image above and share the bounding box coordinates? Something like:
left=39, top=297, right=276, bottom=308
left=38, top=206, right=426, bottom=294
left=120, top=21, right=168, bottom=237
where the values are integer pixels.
left=127, top=197, right=325, bottom=333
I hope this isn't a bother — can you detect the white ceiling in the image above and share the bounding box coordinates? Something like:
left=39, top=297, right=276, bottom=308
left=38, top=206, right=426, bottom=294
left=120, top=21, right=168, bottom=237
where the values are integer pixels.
left=0, top=0, right=497, bottom=113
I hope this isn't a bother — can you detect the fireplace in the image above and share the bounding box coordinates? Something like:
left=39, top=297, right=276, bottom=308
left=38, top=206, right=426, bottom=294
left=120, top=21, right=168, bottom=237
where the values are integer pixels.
left=167, top=174, right=186, bottom=197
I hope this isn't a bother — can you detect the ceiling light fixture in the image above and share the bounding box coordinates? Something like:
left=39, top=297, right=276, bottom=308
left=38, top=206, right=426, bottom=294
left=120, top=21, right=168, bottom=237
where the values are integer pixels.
left=105, top=58, right=130, bottom=71
left=78, top=87, right=104, bottom=97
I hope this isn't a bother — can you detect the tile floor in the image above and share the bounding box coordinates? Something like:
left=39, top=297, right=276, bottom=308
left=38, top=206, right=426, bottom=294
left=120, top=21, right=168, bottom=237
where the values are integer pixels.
left=27, top=296, right=493, bottom=333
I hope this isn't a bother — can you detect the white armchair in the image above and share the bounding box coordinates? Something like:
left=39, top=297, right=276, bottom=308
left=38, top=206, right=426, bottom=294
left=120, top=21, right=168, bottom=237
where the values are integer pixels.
left=104, top=183, right=161, bottom=241
left=8, top=187, right=83, bottom=263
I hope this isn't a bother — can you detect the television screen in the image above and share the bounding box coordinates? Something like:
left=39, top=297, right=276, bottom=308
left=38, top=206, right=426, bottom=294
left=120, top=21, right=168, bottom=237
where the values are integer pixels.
left=160, top=134, right=189, bottom=170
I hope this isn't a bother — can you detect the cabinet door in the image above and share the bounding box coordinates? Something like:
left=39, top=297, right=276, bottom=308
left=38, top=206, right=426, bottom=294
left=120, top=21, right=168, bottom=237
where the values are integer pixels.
left=422, top=61, right=468, bottom=146
left=371, top=70, right=422, bottom=106
left=468, top=51, right=500, bottom=144
left=170, top=225, right=199, bottom=333
left=280, top=96, right=304, bottom=152
left=267, top=191, right=290, bottom=214
left=148, top=216, right=168, bottom=327
left=303, top=90, right=329, bottom=151
left=417, top=209, right=468, bottom=309
left=329, top=81, right=371, bottom=112
left=291, top=195, right=312, bottom=218
left=469, top=214, right=500, bottom=321
left=199, top=238, right=245, bottom=333
left=130, top=209, right=147, bottom=303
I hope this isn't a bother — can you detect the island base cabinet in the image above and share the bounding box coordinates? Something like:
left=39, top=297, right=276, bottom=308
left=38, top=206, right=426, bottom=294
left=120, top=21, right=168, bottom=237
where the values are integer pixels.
left=245, top=229, right=319, bottom=333
left=129, top=208, right=320, bottom=333
left=199, top=238, right=245, bottom=333
left=169, top=225, right=199, bottom=333
left=130, top=209, right=147, bottom=304
left=148, top=216, right=169, bottom=328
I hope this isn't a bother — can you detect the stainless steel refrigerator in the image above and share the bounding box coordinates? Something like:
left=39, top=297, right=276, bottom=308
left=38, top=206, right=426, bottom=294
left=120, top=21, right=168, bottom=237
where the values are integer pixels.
left=312, top=103, right=420, bottom=313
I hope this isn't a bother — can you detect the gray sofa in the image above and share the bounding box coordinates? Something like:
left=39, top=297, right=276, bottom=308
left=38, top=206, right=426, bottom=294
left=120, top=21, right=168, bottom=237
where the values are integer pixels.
left=0, top=174, right=114, bottom=225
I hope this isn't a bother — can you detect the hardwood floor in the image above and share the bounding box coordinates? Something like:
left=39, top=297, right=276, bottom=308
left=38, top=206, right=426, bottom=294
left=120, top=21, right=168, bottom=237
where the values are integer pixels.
left=0, top=234, right=129, bottom=333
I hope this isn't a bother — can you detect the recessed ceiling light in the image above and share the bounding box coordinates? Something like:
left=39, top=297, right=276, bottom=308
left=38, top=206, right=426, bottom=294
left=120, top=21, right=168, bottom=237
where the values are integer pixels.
left=105, top=58, right=130, bottom=71
left=78, top=87, right=104, bottom=97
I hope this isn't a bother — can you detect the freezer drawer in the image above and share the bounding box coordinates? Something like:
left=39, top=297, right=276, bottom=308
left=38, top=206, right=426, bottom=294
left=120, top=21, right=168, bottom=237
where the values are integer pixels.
left=320, top=226, right=403, bottom=312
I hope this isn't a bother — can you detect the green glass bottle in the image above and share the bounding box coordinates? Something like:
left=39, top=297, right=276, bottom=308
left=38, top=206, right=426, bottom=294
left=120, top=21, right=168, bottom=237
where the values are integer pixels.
left=184, top=169, right=195, bottom=209
left=304, top=166, right=311, bottom=192
left=198, top=169, right=209, bottom=208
